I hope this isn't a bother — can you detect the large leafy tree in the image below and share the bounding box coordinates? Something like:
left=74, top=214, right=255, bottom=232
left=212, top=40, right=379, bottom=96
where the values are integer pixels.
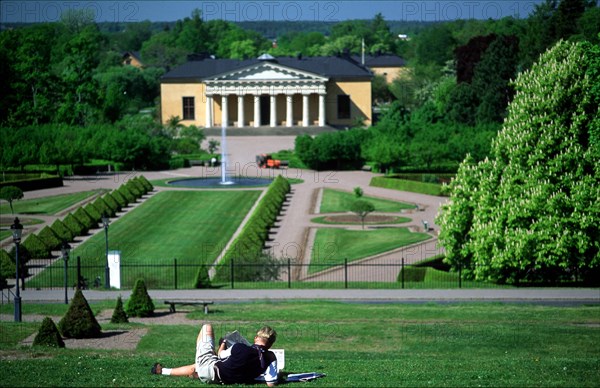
left=438, top=40, right=600, bottom=284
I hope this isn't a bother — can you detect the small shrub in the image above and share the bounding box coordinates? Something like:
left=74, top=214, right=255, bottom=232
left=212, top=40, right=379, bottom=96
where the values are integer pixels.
left=84, top=203, right=102, bottom=223
left=74, top=207, right=95, bottom=230
left=64, top=213, right=87, bottom=235
left=130, top=178, right=147, bottom=195
left=0, top=249, right=16, bottom=280
left=93, top=197, right=114, bottom=217
left=37, top=226, right=62, bottom=250
left=194, top=266, right=212, bottom=289
left=33, top=317, right=65, bottom=348
left=58, top=289, right=102, bottom=338
left=354, top=187, right=364, bottom=198
left=110, top=295, right=129, bottom=324
left=22, top=234, right=50, bottom=259
left=111, top=190, right=128, bottom=208
left=137, top=175, right=154, bottom=191
left=102, top=193, right=120, bottom=213
left=51, top=219, right=74, bottom=242
left=126, top=279, right=154, bottom=317
left=118, top=185, right=136, bottom=203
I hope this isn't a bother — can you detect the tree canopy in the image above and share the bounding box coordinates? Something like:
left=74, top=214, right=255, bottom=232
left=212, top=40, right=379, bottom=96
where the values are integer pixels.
left=437, top=40, right=600, bottom=284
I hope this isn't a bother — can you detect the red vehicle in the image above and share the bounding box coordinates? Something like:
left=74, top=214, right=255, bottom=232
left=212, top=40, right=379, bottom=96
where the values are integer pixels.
left=256, top=154, right=289, bottom=169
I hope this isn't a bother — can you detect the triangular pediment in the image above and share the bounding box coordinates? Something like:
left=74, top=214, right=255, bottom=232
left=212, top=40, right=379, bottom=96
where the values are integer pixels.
left=207, top=62, right=327, bottom=82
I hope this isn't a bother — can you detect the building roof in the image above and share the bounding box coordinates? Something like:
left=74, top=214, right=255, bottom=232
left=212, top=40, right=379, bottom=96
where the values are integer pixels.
left=351, top=54, right=405, bottom=67
left=161, top=55, right=373, bottom=81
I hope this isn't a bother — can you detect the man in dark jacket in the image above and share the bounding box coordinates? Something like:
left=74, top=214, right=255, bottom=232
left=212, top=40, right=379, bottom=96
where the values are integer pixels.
left=151, top=324, right=278, bottom=386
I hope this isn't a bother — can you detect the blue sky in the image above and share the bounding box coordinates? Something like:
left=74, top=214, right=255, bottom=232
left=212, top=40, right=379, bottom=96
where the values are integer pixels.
left=2, top=1, right=545, bottom=24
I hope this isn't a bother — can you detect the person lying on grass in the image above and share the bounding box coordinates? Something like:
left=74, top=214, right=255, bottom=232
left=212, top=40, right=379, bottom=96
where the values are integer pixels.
left=151, top=324, right=278, bottom=386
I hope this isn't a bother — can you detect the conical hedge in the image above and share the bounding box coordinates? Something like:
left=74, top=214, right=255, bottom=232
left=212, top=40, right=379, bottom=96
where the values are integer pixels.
left=125, top=279, right=154, bottom=317
left=33, top=317, right=65, bottom=348
left=58, top=289, right=102, bottom=338
left=194, top=265, right=212, bottom=289
left=110, top=295, right=129, bottom=324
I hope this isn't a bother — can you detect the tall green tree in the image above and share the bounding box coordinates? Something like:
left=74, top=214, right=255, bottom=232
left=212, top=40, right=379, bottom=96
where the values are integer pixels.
left=437, top=40, right=600, bottom=284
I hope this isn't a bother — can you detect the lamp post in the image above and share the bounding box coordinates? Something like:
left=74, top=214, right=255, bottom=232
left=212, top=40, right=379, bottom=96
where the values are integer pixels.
left=61, top=241, right=71, bottom=304
left=10, top=217, right=23, bottom=322
left=102, top=212, right=110, bottom=289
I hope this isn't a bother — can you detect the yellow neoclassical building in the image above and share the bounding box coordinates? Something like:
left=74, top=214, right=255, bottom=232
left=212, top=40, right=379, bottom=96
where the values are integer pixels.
left=160, top=54, right=374, bottom=128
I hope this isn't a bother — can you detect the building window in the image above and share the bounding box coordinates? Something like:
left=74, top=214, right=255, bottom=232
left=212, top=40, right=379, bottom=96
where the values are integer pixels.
left=182, top=97, right=195, bottom=120
left=337, top=95, right=351, bottom=119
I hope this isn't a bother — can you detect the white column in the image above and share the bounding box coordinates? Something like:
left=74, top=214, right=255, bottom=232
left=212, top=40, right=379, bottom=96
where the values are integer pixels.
left=221, top=95, right=229, bottom=127
left=254, top=95, right=261, bottom=127
left=270, top=94, right=277, bottom=127
left=205, top=95, right=213, bottom=127
left=286, top=95, right=293, bottom=127
left=237, top=95, right=244, bottom=128
left=302, top=94, right=310, bottom=127
left=318, top=93, right=326, bottom=127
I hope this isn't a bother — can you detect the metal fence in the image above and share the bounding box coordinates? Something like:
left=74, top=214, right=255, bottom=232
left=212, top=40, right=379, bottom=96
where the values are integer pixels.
left=17, top=256, right=510, bottom=291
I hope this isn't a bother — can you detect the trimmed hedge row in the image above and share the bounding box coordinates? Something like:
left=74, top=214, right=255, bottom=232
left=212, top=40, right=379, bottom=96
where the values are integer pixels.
left=2, top=176, right=154, bottom=266
left=214, top=176, right=291, bottom=281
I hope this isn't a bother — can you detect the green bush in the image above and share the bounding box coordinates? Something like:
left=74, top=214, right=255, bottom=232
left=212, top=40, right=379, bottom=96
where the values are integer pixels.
left=37, top=226, right=62, bottom=251
left=125, top=181, right=142, bottom=197
left=111, top=190, right=128, bottom=208
left=0, top=249, right=16, bottom=280
left=51, top=219, right=74, bottom=242
left=110, top=296, right=129, bottom=324
left=194, top=266, right=212, bottom=289
left=73, top=207, right=95, bottom=230
left=370, top=176, right=445, bottom=196
left=118, top=185, right=136, bottom=203
left=93, top=197, right=114, bottom=218
left=64, top=213, right=87, bottom=235
left=22, top=233, right=50, bottom=259
left=102, top=193, right=120, bottom=213
left=397, top=267, right=427, bottom=282
left=137, top=175, right=154, bottom=191
left=125, top=279, right=155, bottom=317
left=129, top=178, right=147, bottom=195
left=58, top=289, right=102, bottom=338
left=33, top=317, right=65, bottom=348
left=84, top=203, right=102, bottom=223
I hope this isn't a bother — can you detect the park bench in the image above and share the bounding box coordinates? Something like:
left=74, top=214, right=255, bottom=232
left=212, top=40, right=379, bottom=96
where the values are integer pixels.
left=164, top=300, right=214, bottom=314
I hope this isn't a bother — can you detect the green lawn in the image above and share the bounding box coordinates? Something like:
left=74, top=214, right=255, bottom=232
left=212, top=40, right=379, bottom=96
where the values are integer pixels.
left=310, top=228, right=431, bottom=273
left=28, top=190, right=260, bottom=289
left=0, top=301, right=598, bottom=387
left=319, top=188, right=415, bottom=213
left=0, top=190, right=104, bottom=215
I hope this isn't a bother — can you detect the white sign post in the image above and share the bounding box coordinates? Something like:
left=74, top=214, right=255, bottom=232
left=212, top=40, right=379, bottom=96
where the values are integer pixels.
left=107, top=250, right=121, bottom=289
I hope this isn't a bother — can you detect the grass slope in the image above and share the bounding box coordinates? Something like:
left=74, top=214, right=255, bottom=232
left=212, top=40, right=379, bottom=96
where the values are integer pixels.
left=319, top=188, right=415, bottom=213
left=29, top=190, right=260, bottom=288
left=0, top=190, right=103, bottom=215
left=0, top=302, right=598, bottom=387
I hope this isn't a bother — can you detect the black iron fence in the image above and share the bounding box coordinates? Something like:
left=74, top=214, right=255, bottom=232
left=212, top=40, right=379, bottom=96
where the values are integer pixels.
left=18, top=256, right=510, bottom=290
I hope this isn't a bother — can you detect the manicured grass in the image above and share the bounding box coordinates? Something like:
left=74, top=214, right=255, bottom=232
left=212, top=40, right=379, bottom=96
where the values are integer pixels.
left=28, top=190, right=260, bottom=289
left=310, top=228, right=431, bottom=273
left=310, top=215, right=411, bottom=225
left=0, top=190, right=104, bottom=215
left=370, top=176, right=446, bottom=196
left=319, top=188, right=415, bottom=213
left=0, top=302, right=598, bottom=387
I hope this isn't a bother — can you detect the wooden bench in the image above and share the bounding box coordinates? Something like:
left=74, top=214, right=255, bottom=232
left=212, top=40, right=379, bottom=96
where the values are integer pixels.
left=164, top=300, right=214, bottom=314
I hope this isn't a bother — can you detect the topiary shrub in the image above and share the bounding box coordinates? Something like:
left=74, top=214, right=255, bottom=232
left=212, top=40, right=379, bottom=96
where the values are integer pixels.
left=118, top=185, right=136, bottom=203
left=74, top=207, right=95, bottom=231
left=110, top=295, right=129, bottom=324
left=111, top=190, right=128, bottom=208
left=58, top=289, right=102, bottom=338
left=129, top=178, right=147, bottom=195
left=194, top=265, right=212, bottom=289
left=137, top=175, right=154, bottom=192
left=51, top=219, right=74, bottom=242
left=33, top=317, right=65, bottom=348
left=125, top=181, right=143, bottom=198
left=0, top=248, right=16, bottom=280
left=64, top=213, right=87, bottom=235
left=93, top=197, right=114, bottom=218
left=22, top=233, right=50, bottom=259
left=102, top=193, right=120, bottom=213
left=37, top=226, right=62, bottom=251
left=125, top=279, right=154, bottom=317
left=84, top=203, right=102, bottom=223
